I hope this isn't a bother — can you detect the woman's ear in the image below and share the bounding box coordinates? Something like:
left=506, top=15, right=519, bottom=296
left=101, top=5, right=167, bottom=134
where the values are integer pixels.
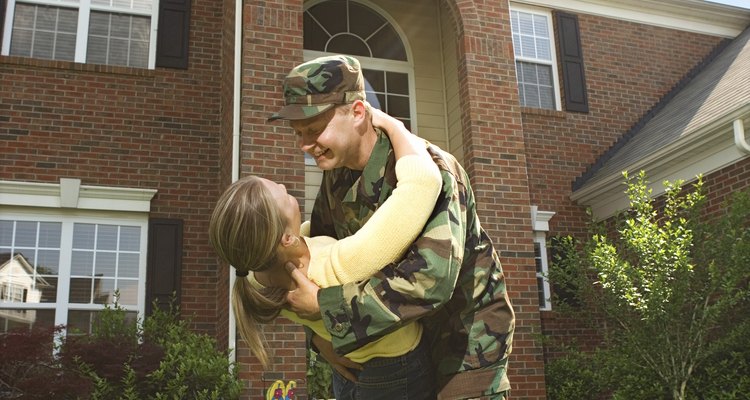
left=280, top=230, right=296, bottom=248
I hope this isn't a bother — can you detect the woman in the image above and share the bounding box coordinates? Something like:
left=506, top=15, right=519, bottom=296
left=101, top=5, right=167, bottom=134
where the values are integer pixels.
left=209, top=108, right=440, bottom=399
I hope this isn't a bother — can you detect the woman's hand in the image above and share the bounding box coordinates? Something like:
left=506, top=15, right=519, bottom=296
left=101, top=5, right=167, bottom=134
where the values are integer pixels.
left=370, top=107, right=404, bottom=135
left=311, top=334, right=363, bottom=382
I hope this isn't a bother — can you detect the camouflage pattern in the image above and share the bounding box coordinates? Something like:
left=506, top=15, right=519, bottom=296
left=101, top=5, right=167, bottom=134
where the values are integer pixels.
left=311, top=131, right=515, bottom=399
left=268, top=55, right=366, bottom=121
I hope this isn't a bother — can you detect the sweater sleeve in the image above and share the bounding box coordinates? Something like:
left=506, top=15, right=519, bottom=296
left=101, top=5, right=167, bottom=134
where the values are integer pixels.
left=309, top=154, right=441, bottom=286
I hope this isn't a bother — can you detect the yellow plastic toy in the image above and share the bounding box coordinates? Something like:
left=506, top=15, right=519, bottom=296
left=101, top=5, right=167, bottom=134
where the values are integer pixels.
left=266, top=379, right=297, bottom=400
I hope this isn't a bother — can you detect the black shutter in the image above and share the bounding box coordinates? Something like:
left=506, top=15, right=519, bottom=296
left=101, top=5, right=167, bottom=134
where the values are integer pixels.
left=146, top=218, right=183, bottom=315
left=556, top=12, right=589, bottom=113
left=155, top=0, right=191, bottom=69
left=0, top=0, right=7, bottom=46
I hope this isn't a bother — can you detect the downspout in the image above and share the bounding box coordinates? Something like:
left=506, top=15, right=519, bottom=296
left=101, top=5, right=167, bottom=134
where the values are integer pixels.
left=229, top=0, right=242, bottom=363
left=734, top=119, right=750, bottom=154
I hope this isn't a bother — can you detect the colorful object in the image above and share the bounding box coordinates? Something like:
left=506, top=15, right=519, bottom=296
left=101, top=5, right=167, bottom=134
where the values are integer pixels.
left=285, top=380, right=296, bottom=400
left=266, top=379, right=297, bottom=400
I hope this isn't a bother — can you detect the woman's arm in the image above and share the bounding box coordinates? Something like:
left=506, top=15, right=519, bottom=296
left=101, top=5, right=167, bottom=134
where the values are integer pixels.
left=308, top=109, right=442, bottom=286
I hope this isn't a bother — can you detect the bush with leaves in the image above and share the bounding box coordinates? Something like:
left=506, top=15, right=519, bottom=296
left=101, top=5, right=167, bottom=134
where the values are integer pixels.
left=0, top=326, right=91, bottom=399
left=1, top=302, right=242, bottom=400
left=306, top=348, right=333, bottom=399
left=62, top=302, right=242, bottom=400
left=546, top=171, right=750, bottom=400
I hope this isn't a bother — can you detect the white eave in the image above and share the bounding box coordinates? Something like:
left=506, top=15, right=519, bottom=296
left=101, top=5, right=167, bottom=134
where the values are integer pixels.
left=511, top=0, right=750, bottom=37
left=0, top=179, right=157, bottom=212
left=571, top=105, right=750, bottom=219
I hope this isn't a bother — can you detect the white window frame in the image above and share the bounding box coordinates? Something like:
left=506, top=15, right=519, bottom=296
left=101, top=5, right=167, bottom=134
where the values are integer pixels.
left=531, top=206, right=555, bottom=311
left=303, top=0, right=417, bottom=134
left=0, top=179, right=156, bottom=332
left=510, top=5, right=562, bottom=111
left=1, top=0, right=160, bottom=69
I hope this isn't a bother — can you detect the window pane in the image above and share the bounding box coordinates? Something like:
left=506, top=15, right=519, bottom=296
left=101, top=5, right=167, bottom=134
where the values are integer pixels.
left=119, top=253, right=140, bottom=278
left=116, top=280, right=138, bottom=305
left=387, top=95, right=410, bottom=119
left=95, top=252, right=116, bottom=277
left=67, top=309, right=137, bottom=335
left=303, top=12, right=329, bottom=51
left=0, top=308, right=56, bottom=332
left=73, top=224, right=96, bottom=249
left=363, top=70, right=385, bottom=93
left=0, top=221, right=14, bottom=246
left=386, top=72, right=409, bottom=95
left=69, top=278, right=93, bottom=303
left=93, top=278, right=116, bottom=304
left=537, top=277, right=546, bottom=306
left=523, top=83, right=540, bottom=108
left=36, top=250, right=60, bottom=275
left=119, top=226, right=140, bottom=251
left=540, top=86, right=555, bottom=109
left=97, top=225, right=118, bottom=251
left=38, top=223, right=61, bottom=248
left=36, top=7, right=58, bottom=30
left=348, top=2, right=385, bottom=40
left=327, top=35, right=369, bottom=57
left=518, top=12, right=534, bottom=35
left=15, top=221, right=37, bottom=247
left=368, top=24, right=406, bottom=61
left=71, top=250, right=94, bottom=276
left=307, top=0, right=347, bottom=36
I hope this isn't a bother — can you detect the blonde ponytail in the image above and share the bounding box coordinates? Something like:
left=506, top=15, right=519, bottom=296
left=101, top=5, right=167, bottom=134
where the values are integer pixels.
left=209, top=175, right=289, bottom=367
left=232, top=276, right=286, bottom=368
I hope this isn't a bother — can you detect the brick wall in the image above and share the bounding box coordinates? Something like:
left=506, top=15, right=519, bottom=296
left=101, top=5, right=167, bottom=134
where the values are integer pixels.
left=237, top=0, right=308, bottom=398
left=0, top=0, right=226, bottom=337
left=447, top=0, right=546, bottom=397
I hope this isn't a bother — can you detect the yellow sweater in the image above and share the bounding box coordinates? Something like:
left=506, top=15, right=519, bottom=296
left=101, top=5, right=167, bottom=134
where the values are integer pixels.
left=258, top=154, right=441, bottom=362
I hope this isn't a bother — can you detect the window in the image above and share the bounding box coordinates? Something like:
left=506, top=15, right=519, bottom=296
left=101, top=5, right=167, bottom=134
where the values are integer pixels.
left=0, top=179, right=156, bottom=334
left=2, top=0, right=157, bottom=68
left=534, top=233, right=552, bottom=310
left=0, top=217, right=146, bottom=333
left=531, top=206, right=555, bottom=310
left=303, top=0, right=415, bottom=130
left=510, top=7, right=561, bottom=110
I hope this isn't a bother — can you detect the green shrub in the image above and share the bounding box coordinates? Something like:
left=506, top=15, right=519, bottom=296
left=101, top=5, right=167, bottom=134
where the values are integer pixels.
left=3, top=301, right=242, bottom=400
left=546, top=172, right=750, bottom=400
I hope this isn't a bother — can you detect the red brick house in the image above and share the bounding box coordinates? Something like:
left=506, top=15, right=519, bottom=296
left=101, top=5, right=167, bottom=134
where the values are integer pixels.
left=1, top=0, right=748, bottom=398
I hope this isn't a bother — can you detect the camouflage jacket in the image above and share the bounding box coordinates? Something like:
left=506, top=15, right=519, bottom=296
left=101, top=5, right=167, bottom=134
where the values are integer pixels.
left=311, top=130, right=515, bottom=398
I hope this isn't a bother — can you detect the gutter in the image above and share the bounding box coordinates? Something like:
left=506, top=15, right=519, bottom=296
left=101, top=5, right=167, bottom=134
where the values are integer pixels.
left=734, top=118, right=750, bottom=154
left=229, top=0, right=242, bottom=363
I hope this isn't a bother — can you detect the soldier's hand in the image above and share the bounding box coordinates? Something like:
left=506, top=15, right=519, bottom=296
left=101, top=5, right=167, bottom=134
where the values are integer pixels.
left=285, top=262, right=322, bottom=320
left=311, top=334, right=362, bottom=383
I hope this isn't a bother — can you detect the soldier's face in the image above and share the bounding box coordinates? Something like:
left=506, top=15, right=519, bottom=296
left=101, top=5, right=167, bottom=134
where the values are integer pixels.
left=291, top=105, right=368, bottom=170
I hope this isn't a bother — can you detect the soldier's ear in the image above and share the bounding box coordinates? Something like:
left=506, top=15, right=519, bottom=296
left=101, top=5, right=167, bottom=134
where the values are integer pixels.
left=350, top=100, right=371, bottom=131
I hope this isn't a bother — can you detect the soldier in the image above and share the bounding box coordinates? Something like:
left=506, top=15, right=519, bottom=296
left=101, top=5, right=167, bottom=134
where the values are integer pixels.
left=270, top=55, right=515, bottom=400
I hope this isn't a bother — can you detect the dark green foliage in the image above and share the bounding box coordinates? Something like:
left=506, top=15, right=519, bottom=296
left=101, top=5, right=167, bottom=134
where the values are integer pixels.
left=0, top=326, right=91, bottom=399
left=1, top=302, right=242, bottom=400
left=306, top=348, right=333, bottom=399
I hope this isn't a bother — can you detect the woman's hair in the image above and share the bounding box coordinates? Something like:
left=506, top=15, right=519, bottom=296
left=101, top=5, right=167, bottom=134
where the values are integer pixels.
left=208, top=175, right=287, bottom=367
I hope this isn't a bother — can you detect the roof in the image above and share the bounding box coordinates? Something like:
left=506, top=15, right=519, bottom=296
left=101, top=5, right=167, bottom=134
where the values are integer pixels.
left=573, top=25, right=750, bottom=196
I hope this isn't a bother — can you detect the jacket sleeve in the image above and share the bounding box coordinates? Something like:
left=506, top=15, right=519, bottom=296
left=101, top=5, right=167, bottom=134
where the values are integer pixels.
left=309, top=154, right=441, bottom=287
left=317, top=169, right=467, bottom=354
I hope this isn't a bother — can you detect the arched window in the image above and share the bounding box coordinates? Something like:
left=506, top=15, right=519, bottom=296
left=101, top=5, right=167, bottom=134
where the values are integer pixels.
left=303, top=0, right=414, bottom=130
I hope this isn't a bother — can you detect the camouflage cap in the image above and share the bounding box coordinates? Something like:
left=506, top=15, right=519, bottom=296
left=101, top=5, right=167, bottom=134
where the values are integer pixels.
left=268, top=55, right=366, bottom=121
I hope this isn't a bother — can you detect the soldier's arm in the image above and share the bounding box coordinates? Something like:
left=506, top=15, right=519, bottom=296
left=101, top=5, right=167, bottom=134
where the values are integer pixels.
left=317, top=170, right=467, bottom=354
